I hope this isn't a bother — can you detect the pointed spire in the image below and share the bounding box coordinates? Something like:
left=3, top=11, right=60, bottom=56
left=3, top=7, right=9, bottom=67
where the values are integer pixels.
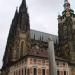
left=12, top=7, right=18, bottom=22
left=15, top=7, right=18, bottom=15
left=21, top=0, right=26, bottom=7
left=19, top=0, right=27, bottom=12
left=64, top=0, right=70, bottom=10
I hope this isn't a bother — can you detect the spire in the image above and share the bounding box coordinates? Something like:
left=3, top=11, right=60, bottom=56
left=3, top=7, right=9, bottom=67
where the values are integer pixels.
left=21, top=0, right=26, bottom=7
left=12, top=7, right=19, bottom=23
left=19, top=0, right=27, bottom=12
left=14, top=7, right=18, bottom=17
left=16, top=7, right=18, bottom=13
left=64, top=0, right=70, bottom=10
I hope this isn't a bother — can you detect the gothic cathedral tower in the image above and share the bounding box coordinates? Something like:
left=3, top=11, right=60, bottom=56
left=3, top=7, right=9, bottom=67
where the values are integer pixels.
left=58, top=0, right=75, bottom=63
left=2, top=0, right=30, bottom=69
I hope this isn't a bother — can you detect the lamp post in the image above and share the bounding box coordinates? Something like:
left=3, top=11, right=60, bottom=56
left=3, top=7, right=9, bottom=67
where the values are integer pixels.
left=48, top=37, right=57, bottom=75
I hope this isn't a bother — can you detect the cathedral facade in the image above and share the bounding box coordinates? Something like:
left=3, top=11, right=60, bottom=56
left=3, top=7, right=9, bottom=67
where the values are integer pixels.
left=1, top=0, right=75, bottom=75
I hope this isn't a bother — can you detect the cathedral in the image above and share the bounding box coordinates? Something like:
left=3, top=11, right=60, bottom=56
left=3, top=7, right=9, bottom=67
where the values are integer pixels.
left=1, top=0, right=75, bottom=75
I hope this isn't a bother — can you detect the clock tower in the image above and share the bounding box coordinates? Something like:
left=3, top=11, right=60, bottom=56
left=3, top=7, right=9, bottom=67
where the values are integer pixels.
left=58, top=0, right=75, bottom=62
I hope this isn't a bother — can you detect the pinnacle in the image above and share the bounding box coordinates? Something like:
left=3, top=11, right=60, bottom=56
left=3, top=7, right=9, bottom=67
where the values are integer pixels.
left=14, top=7, right=18, bottom=16
left=21, top=0, right=26, bottom=6
left=16, top=7, right=18, bottom=13
left=19, top=0, right=27, bottom=12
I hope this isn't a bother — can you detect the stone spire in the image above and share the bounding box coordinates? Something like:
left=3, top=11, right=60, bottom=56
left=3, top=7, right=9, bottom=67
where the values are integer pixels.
left=14, top=7, right=18, bottom=17
left=18, top=0, right=30, bottom=32
left=12, top=7, right=19, bottom=24
left=19, top=0, right=27, bottom=13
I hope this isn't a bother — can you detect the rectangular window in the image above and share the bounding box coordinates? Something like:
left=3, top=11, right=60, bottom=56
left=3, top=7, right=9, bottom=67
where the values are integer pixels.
left=64, top=71, right=66, bottom=75
left=22, top=69, right=23, bottom=75
left=42, top=69, right=45, bottom=75
left=34, top=68, right=37, bottom=75
left=57, top=70, right=59, bottom=75
left=25, top=68, right=26, bottom=75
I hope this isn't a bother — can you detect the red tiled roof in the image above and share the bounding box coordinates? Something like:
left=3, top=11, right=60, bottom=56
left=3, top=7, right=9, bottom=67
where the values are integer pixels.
left=27, top=49, right=69, bottom=62
left=27, top=49, right=48, bottom=58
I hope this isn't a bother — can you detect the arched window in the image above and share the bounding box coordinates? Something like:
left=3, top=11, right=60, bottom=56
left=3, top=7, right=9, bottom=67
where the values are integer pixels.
left=20, top=41, right=24, bottom=57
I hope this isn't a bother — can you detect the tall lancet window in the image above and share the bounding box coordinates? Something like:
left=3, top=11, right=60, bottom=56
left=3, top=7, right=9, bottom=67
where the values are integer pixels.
left=20, top=41, right=24, bottom=57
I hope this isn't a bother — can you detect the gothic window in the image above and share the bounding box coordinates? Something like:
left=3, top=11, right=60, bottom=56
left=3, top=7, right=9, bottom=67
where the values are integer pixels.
left=20, top=41, right=24, bottom=57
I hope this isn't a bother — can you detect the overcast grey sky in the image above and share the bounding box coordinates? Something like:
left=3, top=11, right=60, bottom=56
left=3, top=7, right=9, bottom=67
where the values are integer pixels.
left=0, top=0, right=75, bottom=68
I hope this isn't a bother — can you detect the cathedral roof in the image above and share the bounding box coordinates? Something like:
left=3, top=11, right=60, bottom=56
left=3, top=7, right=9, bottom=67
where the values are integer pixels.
left=30, top=30, right=58, bottom=43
